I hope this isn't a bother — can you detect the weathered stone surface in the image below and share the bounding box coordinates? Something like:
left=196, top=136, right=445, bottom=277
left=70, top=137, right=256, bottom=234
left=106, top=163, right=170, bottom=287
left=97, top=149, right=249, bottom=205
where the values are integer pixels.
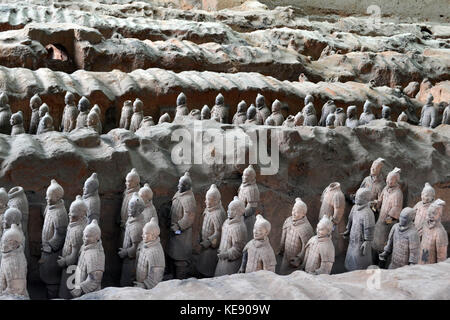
left=78, top=259, right=450, bottom=299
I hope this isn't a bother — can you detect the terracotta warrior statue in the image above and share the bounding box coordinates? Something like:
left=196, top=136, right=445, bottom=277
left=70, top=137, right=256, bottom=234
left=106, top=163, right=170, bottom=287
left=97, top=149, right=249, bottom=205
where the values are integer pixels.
left=294, top=111, right=304, bottom=126
left=201, top=105, right=211, bottom=120
left=282, top=115, right=295, bottom=127
left=334, top=108, right=346, bottom=126
left=57, top=195, right=88, bottom=299
left=413, top=183, right=435, bottom=237
left=134, top=217, right=165, bottom=289
left=0, top=188, right=7, bottom=239
left=0, top=224, right=27, bottom=297
left=0, top=92, right=12, bottom=135
left=381, top=105, right=391, bottom=120
left=29, top=93, right=42, bottom=134
left=2, top=208, right=22, bottom=242
left=345, top=105, right=359, bottom=128
left=210, top=93, right=229, bottom=123
left=61, top=91, right=78, bottom=132
left=442, top=103, right=450, bottom=125
left=158, top=113, right=171, bottom=124
left=419, top=94, right=439, bottom=128
left=372, top=167, right=403, bottom=260
left=342, top=188, right=375, bottom=271
left=238, top=165, right=260, bottom=242
left=129, top=98, right=144, bottom=132
left=37, top=112, right=55, bottom=135
left=359, top=157, right=385, bottom=201
left=397, top=112, right=408, bottom=122
left=214, top=196, right=247, bottom=276
left=232, top=101, right=247, bottom=125
left=418, top=199, right=448, bottom=264
left=87, top=110, right=101, bottom=134
left=239, top=215, right=276, bottom=273
left=379, top=207, right=420, bottom=269
left=139, top=116, right=155, bottom=130
left=118, top=193, right=145, bottom=286
left=303, top=102, right=317, bottom=126
left=83, top=173, right=101, bottom=223
left=300, top=216, right=335, bottom=275
left=265, top=100, right=284, bottom=126
left=37, top=102, right=49, bottom=123
left=91, top=104, right=102, bottom=133
left=7, top=186, right=29, bottom=259
left=255, top=93, right=270, bottom=125
left=39, top=179, right=68, bottom=299
left=71, top=219, right=105, bottom=298
left=174, top=92, right=189, bottom=122
left=10, top=111, right=25, bottom=136
left=120, top=168, right=140, bottom=240
left=119, top=100, right=133, bottom=130
left=325, top=113, right=335, bottom=128
left=359, top=100, right=376, bottom=125
left=319, top=100, right=336, bottom=127
left=244, top=105, right=259, bottom=125
left=197, top=184, right=226, bottom=278
left=319, top=182, right=345, bottom=255
left=189, top=109, right=201, bottom=120
left=138, top=183, right=158, bottom=225
left=76, top=96, right=90, bottom=129
left=278, top=198, right=314, bottom=275
left=168, top=172, right=197, bottom=279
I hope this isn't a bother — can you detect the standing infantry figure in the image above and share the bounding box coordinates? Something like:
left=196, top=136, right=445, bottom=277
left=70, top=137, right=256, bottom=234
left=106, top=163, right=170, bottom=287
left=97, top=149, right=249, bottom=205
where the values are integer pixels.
left=129, top=99, right=144, bottom=132
left=83, top=173, right=101, bottom=224
left=134, top=218, right=165, bottom=289
left=214, top=196, right=247, bottom=276
left=120, top=169, right=140, bottom=241
left=255, top=94, right=270, bottom=125
left=325, top=113, right=336, bottom=128
left=118, top=193, right=145, bottom=286
left=0, top=224, right=27, bottom=297
left=334, top=107, right=346, bottom=126
left=303, top=102, right=317, bottom=126
left=345, top=106, right=359, bottom=128
left=201, top=105, right=211, bottom=120
left=245, top=105, right=259, bottom=125
left=138, top=183, right=158, bottom=225
left=379, top=207, right=420, bottom=269
left=91, top=104, right=102, bottom=133
left=278, top=198, right=314, bottom=275
left=71, top=220, right=105, bottom=297
left=319, top=100, right=336, bottom=127
left=419, top=94, right=438, bottom=128
left=372, top=167, right=403, bottom=261
left=239, top=215, right=276, bottom=273
left=7, top=186, right=29, bottom=260
left=342, top=188, right=375, bottom=271
left=381, top=105, right=392, bottom=120
left=119, top=100, right=133, bottom=130
left=37, top=103, right=49, bottom=128
left=61, top=92, right=78, bottom=132
left=294, top=111, right=304, bottom=126
left=360, top=158, right=385, bottom=201
left=300, top=216, right=335, bottom=275
left=10, top=111, right=25, bottom=135
left=419, top=199, right=448, bottom=264
left=57, top=195, right=88, bottom=299
left=0, top=188, right=7, bottom=239
left=174, top=92, right=189, bottom=122
left=359, top=100, right=376, bottom=125
left=39, top=179, right=68, bottom=299
left=87, top=110, right=101, bottom=134
left=232, top=101, right=247, bottom=124
left=29, top=94, right=42, bottom=134
left=238, top=165, right=260, bottom=242
left=413, top=183, right=435, bottom=237
left=318, top=182, right=346, bottom=255
left=282, top=115, right=295, bottom=127
left=76, top=96, right=90, bottom=129
left=211, top=93, right=229, bottom=123
left=197, top=184, right=226, bottom=278
left=168, top=172, right=196, bottom=279
left=2, top=208, right=23, bottom=264
left=265, top=100, right=284, bottom=126
left=0, top=92, right=12, bottom=135
left=158, top=113, right=171, bottom=124
left=37, top=112, right=55, bottom=134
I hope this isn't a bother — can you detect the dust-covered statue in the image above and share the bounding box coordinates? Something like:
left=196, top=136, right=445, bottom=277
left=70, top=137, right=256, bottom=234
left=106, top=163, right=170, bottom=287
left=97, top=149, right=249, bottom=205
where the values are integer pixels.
left=83, top=173, right=101, bottom=223
left=238, top=165, right=260, bottom=242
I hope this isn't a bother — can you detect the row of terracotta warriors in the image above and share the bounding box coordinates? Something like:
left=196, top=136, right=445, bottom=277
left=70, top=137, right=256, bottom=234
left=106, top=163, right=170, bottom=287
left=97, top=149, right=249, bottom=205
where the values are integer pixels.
left=0, top=91, right=448, bottom=136
left=0, top=160, right=447, bottom=299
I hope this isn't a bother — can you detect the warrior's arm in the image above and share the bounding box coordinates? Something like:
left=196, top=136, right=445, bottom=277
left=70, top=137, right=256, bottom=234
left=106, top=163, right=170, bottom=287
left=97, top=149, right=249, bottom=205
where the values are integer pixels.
left=227, top=233, right=245, bottom=260
left=316, top=262, right=333, bottom=275
left=408, top=232, right=420, bottom=264
left=387, top=194, right=403, bottom=220
left=381, top=226, right=395, bottom=257
left=278, top=225, right=287, bottom=254
left=80, top=271, right=103, bottom=294
left=238, top=250, right=248, bottom=273
left=430, top=108, right=439, bottom=128
left=126, top=240, right=140, bottom=259
left=436, top=231, right=449, bottom=263
left=177, top=208, right=195, bottom=231
left=332, top=194, right=345, bottom=224
left=0, top=270, right=6, bottom=292
left=208, top=221, right=221, bottom=249
left=343, top=209, right=354, bottom=236
left=48, top=222, right=67, bottom=251
left=144, top=267, right=164, bottom=289
left=437, top=245, right=448, bottom=263
left=64, top=243, right=83, bottom=266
